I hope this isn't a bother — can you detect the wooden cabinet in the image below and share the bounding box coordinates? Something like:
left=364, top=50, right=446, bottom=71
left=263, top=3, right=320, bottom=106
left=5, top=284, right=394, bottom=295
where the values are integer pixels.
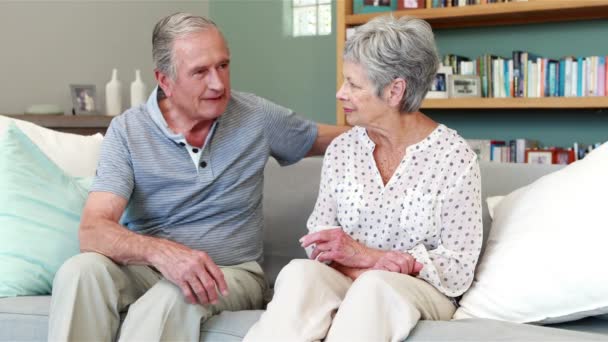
left=336, top=0, right=608, bottom=125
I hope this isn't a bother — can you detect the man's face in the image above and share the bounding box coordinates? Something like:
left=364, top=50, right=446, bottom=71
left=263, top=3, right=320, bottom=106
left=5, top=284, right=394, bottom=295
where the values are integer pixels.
left=162, top=28, right=231, bottom=121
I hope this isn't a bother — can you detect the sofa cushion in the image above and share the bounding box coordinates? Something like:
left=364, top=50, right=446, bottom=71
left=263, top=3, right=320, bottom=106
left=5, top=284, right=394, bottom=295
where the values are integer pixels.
left=0, top=124, right=91, bottom=297
left=0, top=115, right=102, bottom=177
left=1, top=295, right=607, bottom=342
left=455, top=143, right=608, bottom=324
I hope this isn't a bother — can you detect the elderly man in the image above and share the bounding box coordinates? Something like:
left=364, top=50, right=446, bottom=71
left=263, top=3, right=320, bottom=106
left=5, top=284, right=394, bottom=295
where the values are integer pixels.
left=48, top=12, right=345, bottom=341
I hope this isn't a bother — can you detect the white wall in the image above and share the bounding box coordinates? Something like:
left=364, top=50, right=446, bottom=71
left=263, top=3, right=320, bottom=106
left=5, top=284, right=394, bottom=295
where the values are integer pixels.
left=0, top=1, right=209, bottom=115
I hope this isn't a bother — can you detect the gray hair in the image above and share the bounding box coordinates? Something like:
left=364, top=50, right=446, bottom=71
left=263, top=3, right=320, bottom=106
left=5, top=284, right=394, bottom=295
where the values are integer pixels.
left=343, top=15, right=440, bottom=113
left=152, top=12, right=219, bottom=79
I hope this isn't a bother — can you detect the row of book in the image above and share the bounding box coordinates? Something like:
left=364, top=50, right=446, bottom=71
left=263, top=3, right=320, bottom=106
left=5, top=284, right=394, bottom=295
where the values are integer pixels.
left=443, top=53, right=608, bottom=98
left=466, top=139, right=603, bottom=164
left=402, top=0, right=526, bottom=9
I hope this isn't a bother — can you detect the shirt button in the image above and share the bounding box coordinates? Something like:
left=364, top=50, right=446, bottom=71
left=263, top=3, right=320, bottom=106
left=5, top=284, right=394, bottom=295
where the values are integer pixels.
left=192, top=148, right=199, bottom=153
left=200, top=161, right=207, bottom=168
left=179, top=142, right=186, bottom=146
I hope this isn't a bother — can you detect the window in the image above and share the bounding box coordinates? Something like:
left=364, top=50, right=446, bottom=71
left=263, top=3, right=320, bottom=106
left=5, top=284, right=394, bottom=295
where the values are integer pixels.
left=292, top=0, right=331, bottom=37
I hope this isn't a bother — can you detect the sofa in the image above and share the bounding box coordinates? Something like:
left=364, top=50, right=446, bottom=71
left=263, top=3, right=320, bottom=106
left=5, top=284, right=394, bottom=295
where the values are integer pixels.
left=1, top=115, right=607, bottom=341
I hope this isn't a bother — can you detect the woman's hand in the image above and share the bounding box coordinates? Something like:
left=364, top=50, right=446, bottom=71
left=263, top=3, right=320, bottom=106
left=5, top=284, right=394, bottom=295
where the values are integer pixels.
left=372, top=251, right=423, bottom=275
left=299, top=228, right=381, bottom=268
left=330, top=262, right=367, bottom=281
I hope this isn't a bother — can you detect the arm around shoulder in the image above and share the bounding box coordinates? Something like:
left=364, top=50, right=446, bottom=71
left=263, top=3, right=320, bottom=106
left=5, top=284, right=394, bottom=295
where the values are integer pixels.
left=306, top=123, right=350, bottom=156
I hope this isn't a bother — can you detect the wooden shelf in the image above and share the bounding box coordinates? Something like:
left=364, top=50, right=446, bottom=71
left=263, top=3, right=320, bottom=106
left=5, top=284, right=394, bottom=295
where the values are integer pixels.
left=4, top=114, right=113, bottom=135
left=346, top=1, right=608, bottom=29
left=336, top=0, right=608, bottom=124
left=421, top=97, right=608, bottom=109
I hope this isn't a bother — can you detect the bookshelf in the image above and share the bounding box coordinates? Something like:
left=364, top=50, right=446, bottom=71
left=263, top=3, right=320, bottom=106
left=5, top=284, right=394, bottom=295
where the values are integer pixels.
left=336, top=0, right=608, bottom=125
left=4, top=114, right=112, bottom=135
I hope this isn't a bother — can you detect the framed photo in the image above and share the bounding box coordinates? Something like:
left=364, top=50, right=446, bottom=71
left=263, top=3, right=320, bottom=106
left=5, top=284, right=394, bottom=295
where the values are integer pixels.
left=448, top=75, right=482, bottom=98
left=426, top=65, right=453, bottom=99
left=353, top=0, right=397, bottom=14
left=554, top=148, right=575, bottom=165
left=525, top=149, right=553, bottom=165
left=70, top=84, right=98, bottom=115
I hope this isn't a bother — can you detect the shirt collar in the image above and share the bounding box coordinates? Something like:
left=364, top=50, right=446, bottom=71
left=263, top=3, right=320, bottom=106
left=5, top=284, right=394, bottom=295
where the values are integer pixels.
left=146, top=86, right=218, bottom=143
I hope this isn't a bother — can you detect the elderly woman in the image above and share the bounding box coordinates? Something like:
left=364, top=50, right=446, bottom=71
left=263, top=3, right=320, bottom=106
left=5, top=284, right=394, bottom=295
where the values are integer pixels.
left=245, top=15, right=482, bottom=342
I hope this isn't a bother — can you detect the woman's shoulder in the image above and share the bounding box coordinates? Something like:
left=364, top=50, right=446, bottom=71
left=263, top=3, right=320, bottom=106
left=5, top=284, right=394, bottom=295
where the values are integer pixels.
left=436, top=124, right=478, bottom=162
left=327, top=126, right=361, bottom=151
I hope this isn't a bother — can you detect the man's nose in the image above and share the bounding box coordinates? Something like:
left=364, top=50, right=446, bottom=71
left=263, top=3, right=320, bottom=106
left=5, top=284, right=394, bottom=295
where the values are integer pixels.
left=207, top=68, right=224, bottom=91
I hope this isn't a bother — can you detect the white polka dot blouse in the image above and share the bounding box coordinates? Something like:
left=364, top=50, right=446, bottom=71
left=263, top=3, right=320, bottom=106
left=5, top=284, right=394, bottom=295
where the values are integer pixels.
left=306, top=125, right=483, bottom=297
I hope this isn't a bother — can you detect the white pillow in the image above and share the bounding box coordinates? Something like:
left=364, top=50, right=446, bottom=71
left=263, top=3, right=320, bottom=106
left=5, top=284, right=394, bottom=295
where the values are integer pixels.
left=455, top=142, right=608, bottom=324
left=0, top=115, right=103, bottom=177
left=486, top=196, right=504, bottom=220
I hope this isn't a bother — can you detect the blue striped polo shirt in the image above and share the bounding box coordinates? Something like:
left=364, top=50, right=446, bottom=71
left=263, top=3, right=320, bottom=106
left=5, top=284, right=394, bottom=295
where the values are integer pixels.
left=90, top=87, right=317, bottom=266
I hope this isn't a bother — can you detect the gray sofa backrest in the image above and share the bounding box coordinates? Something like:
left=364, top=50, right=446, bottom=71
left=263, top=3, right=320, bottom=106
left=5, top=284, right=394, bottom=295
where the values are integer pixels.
left=261, top=157, right=565, bottom=285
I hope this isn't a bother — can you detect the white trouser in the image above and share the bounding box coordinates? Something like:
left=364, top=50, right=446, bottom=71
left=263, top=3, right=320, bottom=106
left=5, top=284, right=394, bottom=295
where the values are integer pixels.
left=48, top=252, right=266, bottom=342
left=245, top=259, right=455, bottom=342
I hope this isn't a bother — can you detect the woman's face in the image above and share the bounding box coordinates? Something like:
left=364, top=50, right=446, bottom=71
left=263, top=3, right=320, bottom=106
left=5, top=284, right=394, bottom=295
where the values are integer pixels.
left=336, top=61, right=389, bottom=127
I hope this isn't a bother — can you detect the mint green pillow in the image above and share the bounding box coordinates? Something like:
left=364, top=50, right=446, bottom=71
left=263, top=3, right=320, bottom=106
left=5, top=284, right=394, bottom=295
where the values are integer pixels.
left=0, top=123, right=92, bottom=297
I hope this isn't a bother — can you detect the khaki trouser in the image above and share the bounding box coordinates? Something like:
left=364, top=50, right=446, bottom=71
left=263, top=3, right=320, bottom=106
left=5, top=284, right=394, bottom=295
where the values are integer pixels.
left=48, top=252, right=266, bottom=342
left=245, top=259, right=455, bottom=342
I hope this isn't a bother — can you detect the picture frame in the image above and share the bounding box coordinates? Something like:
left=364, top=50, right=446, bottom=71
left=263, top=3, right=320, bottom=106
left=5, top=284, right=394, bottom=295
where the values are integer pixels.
left=525, top=149, right=553, bottom=165
left=553, top=148, right=576, bottom=165
left=448, top=75, right=482, bottom=98
left=426, top=65, right=453, bottom=99
left=353, top=0, right=397, bottom=14
left=69, top=84, right=98, bottom=115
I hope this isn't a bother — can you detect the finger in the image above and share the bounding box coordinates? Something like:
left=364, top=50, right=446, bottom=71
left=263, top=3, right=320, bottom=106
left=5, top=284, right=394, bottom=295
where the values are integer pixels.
left=205, top=262, right=229, bottom=297
left=413, top=261, right=424, bottom=274
left=181, top=282, right=197, bottom=304
left=316, top=250, right=341, bottom=263
left=379, top=259, right=400, bottom=273
left=299, top=228, right=341, bottom=247
left=310, top=243, right=331, bottom=260
left=196, top=269, right=219, bottom=304
left=186, top=277, right=210, bottom=305
left=384, top=252, right=410, bottom=274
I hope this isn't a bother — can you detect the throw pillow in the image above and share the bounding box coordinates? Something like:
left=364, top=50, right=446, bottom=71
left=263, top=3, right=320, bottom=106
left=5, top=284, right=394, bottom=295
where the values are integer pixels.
left=0, top=123, right=91, bottom=297
left=486, top=196, right=504, bottom=220
left=0, top=115, right=103, bottom=177
left=455, top=142, right=608, bottom=324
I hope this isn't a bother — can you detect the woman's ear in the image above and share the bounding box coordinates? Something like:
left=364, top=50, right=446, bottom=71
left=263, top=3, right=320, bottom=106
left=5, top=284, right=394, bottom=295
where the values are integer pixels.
left=386, top=78, right=406, bottom=108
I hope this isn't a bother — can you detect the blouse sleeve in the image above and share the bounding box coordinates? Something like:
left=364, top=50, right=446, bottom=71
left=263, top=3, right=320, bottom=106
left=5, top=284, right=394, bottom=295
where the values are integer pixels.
left=407, top=156, right=483, bottom=297
left=304, top=142, right=340, bottom=257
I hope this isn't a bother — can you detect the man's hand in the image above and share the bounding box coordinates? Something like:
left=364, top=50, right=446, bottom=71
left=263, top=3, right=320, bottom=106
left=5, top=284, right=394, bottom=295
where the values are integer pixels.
left=153, top=242, right=228, bottom=305
left=300, top=228, right=380, bottom=268
left=372, top=251, right=423, bottom=275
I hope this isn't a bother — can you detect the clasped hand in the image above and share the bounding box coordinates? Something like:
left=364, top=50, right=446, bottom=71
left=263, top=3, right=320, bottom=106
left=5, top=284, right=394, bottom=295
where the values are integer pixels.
left=300, top=228, right=373, bottom=268
left=300, top=228, right=423, bottom=276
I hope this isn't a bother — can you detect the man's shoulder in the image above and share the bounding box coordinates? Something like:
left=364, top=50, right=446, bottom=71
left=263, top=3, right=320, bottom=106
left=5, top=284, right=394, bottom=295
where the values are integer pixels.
left=108, top=105, right=151, bottom=131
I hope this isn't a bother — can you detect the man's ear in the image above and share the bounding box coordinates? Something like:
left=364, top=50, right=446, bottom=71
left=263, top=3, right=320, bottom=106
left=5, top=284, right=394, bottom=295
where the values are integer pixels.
left=386, top=78, right=406, bottom=108
left=155, top=69, right=173, bottom=97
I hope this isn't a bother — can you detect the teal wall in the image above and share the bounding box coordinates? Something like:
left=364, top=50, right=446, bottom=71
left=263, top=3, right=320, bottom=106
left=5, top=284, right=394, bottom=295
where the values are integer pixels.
left=209, top=0, right=336, bottom=124
left=210, top=1, right=607, bottom=147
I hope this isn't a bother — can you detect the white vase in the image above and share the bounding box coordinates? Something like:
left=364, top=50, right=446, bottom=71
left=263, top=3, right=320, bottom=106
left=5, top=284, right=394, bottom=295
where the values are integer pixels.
left=130, top=69, right=147, bottom=108
left=105, top=68, right=122, bottom=116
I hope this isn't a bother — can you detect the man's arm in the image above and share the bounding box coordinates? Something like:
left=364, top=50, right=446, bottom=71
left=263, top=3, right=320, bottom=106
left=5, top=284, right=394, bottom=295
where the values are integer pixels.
left=306, top=123, right=350, bottom=156
left=79, top=192, right=228, bottom=305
